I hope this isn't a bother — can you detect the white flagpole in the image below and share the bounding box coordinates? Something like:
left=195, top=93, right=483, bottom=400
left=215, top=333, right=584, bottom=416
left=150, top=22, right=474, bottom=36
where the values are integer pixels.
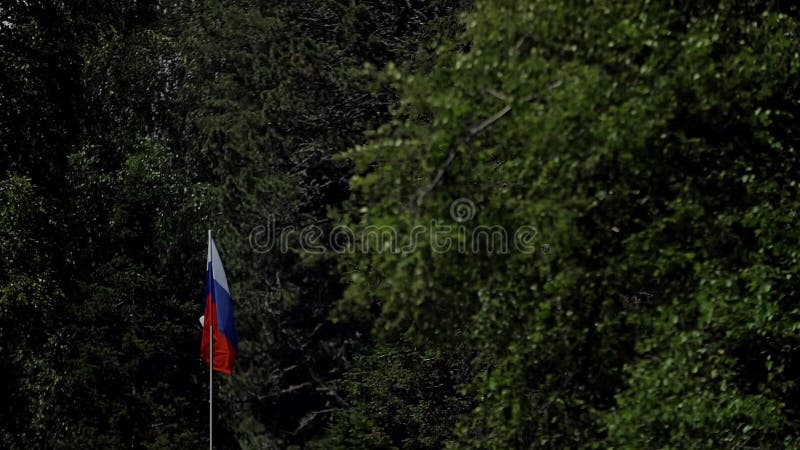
left=209, top=325, right=213, bottom=449
left=208, top=229, right=213, bottom=450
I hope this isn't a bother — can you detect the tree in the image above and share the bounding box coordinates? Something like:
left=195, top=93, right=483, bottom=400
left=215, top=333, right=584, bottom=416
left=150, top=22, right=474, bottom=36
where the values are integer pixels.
left=331, top=0, right=800, bottom=447
left=1, top=1, right=208, bottom=446
left=173, top=0, right=467, bottom=445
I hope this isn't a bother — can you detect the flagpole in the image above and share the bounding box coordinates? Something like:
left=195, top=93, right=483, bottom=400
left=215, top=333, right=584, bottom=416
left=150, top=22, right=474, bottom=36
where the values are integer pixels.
left=210, top=322, right=213, bottom=449
left=208, top=229, right=213, bottom=450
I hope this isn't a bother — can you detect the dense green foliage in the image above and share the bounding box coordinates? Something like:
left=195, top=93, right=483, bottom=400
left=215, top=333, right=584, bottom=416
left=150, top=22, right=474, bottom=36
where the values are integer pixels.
left=174, top=0, right=466, bottom=446
left=333, top=0, right=800, bottom=448
left=1, top=0, right=465, bottom=447
left=1, top=1, right=204, bottom=447
left=3, top=0, right=800, bottom=448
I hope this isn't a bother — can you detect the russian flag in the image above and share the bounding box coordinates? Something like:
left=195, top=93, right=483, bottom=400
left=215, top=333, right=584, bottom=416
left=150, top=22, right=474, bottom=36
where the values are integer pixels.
left=200, top=232, right=238, bottom=375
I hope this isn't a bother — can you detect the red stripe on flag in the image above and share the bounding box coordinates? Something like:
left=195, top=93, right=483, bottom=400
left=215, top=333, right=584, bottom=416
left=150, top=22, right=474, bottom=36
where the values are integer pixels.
left=201, top=293, right=236, bottom=375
